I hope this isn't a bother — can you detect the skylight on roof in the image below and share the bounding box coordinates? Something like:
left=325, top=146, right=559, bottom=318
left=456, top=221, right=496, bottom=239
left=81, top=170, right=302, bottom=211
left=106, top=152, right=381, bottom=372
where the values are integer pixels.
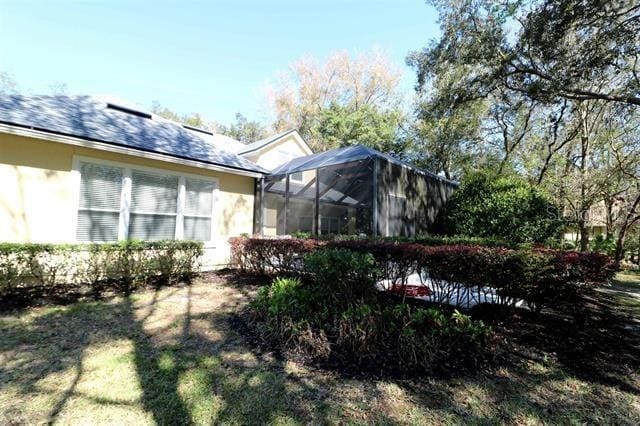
left=106, top=103, right=152, bottom=119
left=183, top=124, right=213, bottom=135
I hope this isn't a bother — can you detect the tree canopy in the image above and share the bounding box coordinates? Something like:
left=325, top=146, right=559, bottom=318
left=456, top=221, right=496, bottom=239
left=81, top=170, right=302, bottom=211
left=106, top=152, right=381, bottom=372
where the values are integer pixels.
left=216, top=113, right=268, bottom=144
left=265, top=49, right=407, bottom=153
left=407, top=0, right=640, bottom=257
left=408, top=0, right=640, bottom=108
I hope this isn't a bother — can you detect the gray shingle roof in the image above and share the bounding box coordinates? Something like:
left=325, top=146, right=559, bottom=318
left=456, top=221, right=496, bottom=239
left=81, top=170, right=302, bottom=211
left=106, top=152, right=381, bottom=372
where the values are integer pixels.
left=236, top=129, right=297, bottom=155
left=0, top=95, right=267, bottom=174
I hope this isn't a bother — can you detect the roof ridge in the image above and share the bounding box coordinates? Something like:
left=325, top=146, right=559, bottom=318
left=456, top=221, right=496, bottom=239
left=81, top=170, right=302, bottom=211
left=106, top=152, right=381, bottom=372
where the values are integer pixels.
left=237, top=128, right=298, bottom=154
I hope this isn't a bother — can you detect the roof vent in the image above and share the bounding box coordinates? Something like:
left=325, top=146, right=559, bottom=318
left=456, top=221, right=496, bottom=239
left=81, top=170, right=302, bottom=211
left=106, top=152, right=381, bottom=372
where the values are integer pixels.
left=106, top=103, right=152, bottom=119
left=183, top=124, right=213, bottom=135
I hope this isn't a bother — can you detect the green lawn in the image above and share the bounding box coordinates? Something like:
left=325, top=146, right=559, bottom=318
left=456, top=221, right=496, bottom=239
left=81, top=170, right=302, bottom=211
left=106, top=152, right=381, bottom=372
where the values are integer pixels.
left=1, top=272, right=639, bottom=425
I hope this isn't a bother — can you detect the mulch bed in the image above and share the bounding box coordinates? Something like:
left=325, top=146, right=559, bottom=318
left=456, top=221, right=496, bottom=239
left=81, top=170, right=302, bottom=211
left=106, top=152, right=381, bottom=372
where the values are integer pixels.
left=229, top=272, right=640, bottom=391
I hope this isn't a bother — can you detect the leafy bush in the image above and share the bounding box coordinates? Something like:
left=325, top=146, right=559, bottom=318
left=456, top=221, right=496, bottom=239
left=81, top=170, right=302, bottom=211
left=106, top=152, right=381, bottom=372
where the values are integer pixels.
left=229, top=237, right=317, bottom=275
left=435, top=170, right=562, bottom=244
left=592, top=235, right=616, bottom=256
left=0, top=240, right=204, bottom=307
left=251, top=259, right=493, bottom=373
left=303, top=249, right=378, bottom=308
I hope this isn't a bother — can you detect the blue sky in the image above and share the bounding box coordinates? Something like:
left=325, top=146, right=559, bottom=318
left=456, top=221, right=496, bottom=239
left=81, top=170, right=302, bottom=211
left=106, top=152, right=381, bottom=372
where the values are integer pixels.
left=0, top=0, right=440, bottom=124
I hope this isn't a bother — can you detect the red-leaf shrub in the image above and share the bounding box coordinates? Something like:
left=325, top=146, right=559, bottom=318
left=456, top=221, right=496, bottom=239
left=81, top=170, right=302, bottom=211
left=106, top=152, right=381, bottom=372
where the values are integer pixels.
left=230, top=236, right=616, bottom=312
left=229, top=237, right=320, bottom=275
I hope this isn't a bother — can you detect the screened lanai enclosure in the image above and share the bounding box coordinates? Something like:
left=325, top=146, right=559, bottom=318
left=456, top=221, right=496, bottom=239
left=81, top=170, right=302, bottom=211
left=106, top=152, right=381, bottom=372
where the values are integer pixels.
left=253, top=145, right=457, bottom=237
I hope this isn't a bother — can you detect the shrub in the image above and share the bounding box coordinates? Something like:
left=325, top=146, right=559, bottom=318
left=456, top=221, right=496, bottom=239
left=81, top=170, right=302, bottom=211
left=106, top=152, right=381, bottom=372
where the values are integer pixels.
left=229, top=237, right=318, bottom=275
left=384, top=305, right=493, bottom=370
left=303, top=249, right=378, bottom=308
left=0, top=240, right=204, bottom=307
left=228, top=234, right=521, bottom=274
left=435, top=170, right=562, bottom=244
left=592, top=235, right=616, bottom=256
left=250, top=259, right=493, bottom=373
left=232, top=237, right=615, bottom=312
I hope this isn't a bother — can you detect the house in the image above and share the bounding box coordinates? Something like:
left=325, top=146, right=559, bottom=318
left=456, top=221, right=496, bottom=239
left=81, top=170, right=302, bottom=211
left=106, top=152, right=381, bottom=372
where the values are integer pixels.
left=562, top=198, right=627, bottom=245
left=0, top=95, right=455, bottom=268
left=236, top=129, right=313, bottom=170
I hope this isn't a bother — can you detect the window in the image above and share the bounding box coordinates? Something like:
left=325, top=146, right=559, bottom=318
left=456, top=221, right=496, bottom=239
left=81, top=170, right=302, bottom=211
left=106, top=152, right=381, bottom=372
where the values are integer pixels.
left=75, top=159, right=217, bottom=242
left=320, top=217, right=340, bottom=234
left=129, top=171, right=179, bottom=240
left=290, top=171, right=303, bottom=182
left=76, top=163, right=123, bottom=242
left=184, top=178, right=215, bottom=241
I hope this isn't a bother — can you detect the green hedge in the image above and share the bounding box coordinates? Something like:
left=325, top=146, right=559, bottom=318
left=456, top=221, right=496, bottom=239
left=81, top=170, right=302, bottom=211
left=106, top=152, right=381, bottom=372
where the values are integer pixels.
left=230, top=237, right=615, bottom=313
left=0, top=240, right=204, bottom=307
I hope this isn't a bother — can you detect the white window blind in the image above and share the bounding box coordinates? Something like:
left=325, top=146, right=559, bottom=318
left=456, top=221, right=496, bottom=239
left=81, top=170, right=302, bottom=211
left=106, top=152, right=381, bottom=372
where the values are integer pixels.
left=128, top=171, right=179, bottom=240
left=184, top=178, right=215, bottom=241
left=75, top=160, right=217, bottom=242
left=76, top=163, right=123, bottom=242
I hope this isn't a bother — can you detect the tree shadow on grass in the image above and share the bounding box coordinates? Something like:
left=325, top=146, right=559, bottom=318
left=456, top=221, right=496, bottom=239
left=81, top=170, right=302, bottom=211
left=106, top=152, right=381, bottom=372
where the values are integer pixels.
left=3, top=274, right=639, bottom=424
left=0, top=280, right=342, bottom=424
left=489, top=289, right=640, bottom=397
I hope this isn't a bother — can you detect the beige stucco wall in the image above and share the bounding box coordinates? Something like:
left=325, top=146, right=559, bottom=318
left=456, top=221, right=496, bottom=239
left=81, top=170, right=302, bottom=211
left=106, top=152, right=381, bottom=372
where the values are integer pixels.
left=0, top=132, right=256, bottom=267
left=243, top=133, right=312, bottom=170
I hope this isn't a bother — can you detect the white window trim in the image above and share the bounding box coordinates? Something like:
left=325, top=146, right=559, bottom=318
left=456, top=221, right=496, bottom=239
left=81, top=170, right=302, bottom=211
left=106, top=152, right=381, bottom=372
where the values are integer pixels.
left=119, top=168, right=132, bottom=241
left=71, top=155, right=220, bottom=245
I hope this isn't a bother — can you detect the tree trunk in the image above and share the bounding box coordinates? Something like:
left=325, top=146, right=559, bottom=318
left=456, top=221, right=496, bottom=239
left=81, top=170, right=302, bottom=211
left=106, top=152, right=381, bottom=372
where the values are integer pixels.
left=614, top=227, right=626, bottom=267
left=613, top=192, right=640, bottom=266
left=605, top=198, right=615, bottom=240
left=578, top=103, right=590, bottom=252
left=579, top=216, right=590, bottom=252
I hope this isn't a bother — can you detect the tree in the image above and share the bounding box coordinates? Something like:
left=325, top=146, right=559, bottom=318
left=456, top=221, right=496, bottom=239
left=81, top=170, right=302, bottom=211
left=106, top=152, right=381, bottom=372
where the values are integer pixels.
left=150, top=101, right=210, bottom=129
left=409, top=0, right=640, bottom=109
left=409, top=0, right=640, bottom=252
left=602, top=107, right=640, bottom=263
left=436, top=170, right=561, bottom=244
left=407, top=72, right=488, bottom=180
left=315, top=103, right=407, bottom=155
left=217, top=113, right=267, bottom=144
left=265, top=49, right=406, bottom=152
left=0, top=72, right=18, bottom=94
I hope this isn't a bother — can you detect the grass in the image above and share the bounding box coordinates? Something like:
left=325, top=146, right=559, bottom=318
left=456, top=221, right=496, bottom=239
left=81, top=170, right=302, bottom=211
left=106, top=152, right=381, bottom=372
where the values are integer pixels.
left=1, top=272, right=639, bottom=425
left=609, top=270, right=640, bottom=318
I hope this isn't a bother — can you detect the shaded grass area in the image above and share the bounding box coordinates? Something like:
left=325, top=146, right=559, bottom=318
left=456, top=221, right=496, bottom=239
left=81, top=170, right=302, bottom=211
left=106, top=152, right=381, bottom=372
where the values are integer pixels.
left=605, top=270, right=640, bottom=319
left=1, top=271, right=639, bottom=424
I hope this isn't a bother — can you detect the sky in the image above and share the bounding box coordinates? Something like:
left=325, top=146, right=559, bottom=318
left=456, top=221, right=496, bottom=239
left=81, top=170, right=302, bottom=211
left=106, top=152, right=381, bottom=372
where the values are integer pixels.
left=0, top=0, right=440, bottom=124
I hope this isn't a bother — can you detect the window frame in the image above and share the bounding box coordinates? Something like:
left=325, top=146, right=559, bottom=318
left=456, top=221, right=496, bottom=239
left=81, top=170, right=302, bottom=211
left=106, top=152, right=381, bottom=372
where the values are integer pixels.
left=289, top=171, right=304, bottom=183
left=74, top=162, right=125, bottom=242
left=71, top=155, right=219, bottom=244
